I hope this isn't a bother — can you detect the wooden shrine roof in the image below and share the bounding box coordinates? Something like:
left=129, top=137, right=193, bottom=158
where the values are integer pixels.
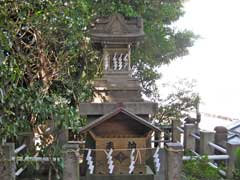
left=79, top=107, right=161, bottom=134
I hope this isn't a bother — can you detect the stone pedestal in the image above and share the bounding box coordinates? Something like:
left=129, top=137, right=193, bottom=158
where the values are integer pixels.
left=63, top=144, right=80, bottom=180
left=86, top=165, right=154, bottom=180
left=0, top=143, right=15, bottom=180
left=165, top=143, right=183, bottom=180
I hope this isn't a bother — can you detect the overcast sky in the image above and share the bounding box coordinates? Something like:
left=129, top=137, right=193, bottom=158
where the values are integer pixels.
left=158, top=0, right=240, bottom=119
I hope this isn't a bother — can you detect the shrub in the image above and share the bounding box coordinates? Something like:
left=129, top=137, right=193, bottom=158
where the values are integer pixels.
left=183, top=156, right=221, bottom=180
left=232, top=148, right=240, bottom=180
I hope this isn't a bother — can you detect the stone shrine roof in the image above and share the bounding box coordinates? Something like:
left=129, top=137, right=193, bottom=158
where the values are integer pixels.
left=90, top=14, right=144, bottom=45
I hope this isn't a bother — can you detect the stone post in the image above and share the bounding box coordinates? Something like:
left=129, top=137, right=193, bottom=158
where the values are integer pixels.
left=58, top=129, right=69, bottom=145
left=26, top=132, right=34, bottom=152
left=226, top=141, right=240, bottom=179
left=172, top=120, right=181, bottom=143
left=184, top=123, right=196, bottom=151
left=199, top=130, right=215, bottom=155
left=63, top=143, right=80, bottom=180
left=0, top=143, right=16, bottom=180
left=214, top=126, right=228, bottom=166
left=165, top=142, right=183, bottom=180
left=214, top=126, right=228, bottom=148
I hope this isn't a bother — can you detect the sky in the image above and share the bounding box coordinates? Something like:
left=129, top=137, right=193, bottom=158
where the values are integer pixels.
left=158, top=0, right=240, bottom=121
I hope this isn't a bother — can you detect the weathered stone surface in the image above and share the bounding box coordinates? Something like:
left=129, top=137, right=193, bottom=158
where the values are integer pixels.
left=79, top=102, right=157, bottom=116
left=63, top=144, right=80, bottom=180
left=58, top=129, right=69, bottom=145
left=172, top=120, right=181, bottom=142
left=184, top=123, right=197, bottom=151
left=85, top=165, right=154, bottom=180
left=90, top=14, right=144, bottom=45
left=79, top=13, right=160, bottom=179
left=94, top=73, right=140, bottom=89
left=214, top=126, right=228, bottom=148
left=165, top=143, right=183, bottom=180
left=199, top=130, right=215, bottom=155
left=226, top=141, right=240, bottom=179
left=89, top=14, right=146, bottom=103
left=0, top=143, right=15, bottom=180
left=93, top=74, right=143, bottom=102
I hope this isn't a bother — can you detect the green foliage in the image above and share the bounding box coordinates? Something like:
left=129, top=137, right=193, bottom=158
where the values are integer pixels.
left=0, top=0, right=100, bottom=141
left=0, top=0, right=197, bottom=138
left=0, top=0, right=197, bottom=177
left=183, top=156, right=221, bottom=180
left=235, top=148, right=240, bottom=169
left=232, top=148, right=240, bottom=180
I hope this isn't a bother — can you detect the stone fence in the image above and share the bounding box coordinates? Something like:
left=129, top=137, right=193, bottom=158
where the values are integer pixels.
left=172, top=121, right=240, bottom=179
left=0, top=141, right=80, bottom=180
left=1, top=122, right=240, bottom=180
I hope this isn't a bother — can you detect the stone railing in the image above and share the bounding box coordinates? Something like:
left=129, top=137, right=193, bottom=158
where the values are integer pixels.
left=1, top=123, right=240, bottom=180
left=171, top=122, right=240, bottom=179
left=0, top=142, right=62, bottom=180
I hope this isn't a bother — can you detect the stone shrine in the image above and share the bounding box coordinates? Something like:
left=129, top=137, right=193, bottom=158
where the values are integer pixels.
left=79, top=14, right=160, bottom=179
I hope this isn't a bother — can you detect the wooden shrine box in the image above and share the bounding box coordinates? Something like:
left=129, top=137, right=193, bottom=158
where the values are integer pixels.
left=79, top=108, right=161, bottom=175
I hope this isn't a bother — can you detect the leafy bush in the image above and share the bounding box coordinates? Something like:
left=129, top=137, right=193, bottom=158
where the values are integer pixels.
left=232, top=148, right=240, bottom=180
left=183, top=156, right=221, bottom=180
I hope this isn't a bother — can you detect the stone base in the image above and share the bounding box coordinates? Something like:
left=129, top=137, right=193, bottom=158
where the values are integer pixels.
left=83, top=166, right=155, bottom=180
left=85, top=174, right=154, bottom=180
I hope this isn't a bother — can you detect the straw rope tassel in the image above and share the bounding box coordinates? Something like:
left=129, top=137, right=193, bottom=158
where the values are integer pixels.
left=134, top=149, right=142, bottom=164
